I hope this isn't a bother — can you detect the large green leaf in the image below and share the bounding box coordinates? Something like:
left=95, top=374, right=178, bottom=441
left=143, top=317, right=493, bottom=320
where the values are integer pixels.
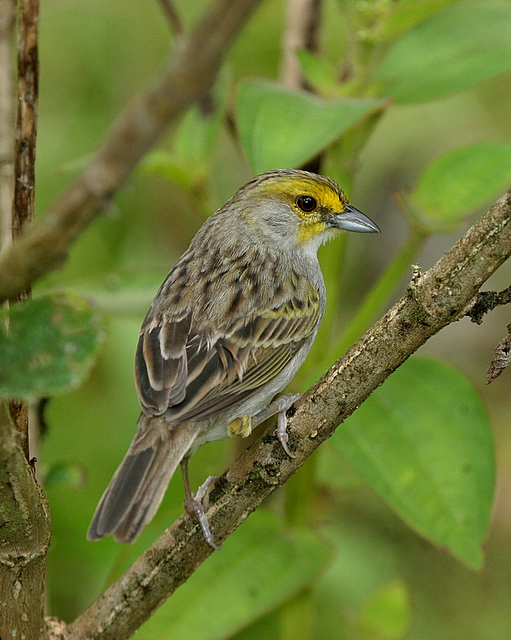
left=0, top=293, right=104, bottom=398
left=381, top=0, right=461, bottom=38
left=137, top=510, right=330, bottom=640
left=331, top=356, right=494, bottom=570
left=373, top=3, right=511, bottom=103
left=236, top=80, right=384, bottom=173
left=411, top=142, right=511, bottom=226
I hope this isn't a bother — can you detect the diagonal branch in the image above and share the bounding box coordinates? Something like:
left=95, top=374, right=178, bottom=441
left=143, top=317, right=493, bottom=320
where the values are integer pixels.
left=0, top=0, right=262, bottom=304
left=158, top=0, right=183, bottom=34
left=67, top=191, right=511, bottom=639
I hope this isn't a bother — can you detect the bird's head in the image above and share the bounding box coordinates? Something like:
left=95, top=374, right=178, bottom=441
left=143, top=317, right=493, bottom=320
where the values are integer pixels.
left=235, top=169, right=380, bottom=254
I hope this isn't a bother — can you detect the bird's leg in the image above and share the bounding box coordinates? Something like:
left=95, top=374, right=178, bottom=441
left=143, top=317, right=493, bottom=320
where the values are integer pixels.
left=180, top=393, right=301, bottom=549
left=252, top=393, right=302, bottom=458
left=180, top=457, right=221, bottom=550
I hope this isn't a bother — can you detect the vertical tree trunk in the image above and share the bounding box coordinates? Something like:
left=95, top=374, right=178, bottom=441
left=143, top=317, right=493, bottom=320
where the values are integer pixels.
left=0, top=403, right=51, bottom=640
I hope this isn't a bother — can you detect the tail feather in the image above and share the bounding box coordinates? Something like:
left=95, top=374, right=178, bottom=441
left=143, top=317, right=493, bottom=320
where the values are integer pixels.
left=88, top=415, right=201, bottom=544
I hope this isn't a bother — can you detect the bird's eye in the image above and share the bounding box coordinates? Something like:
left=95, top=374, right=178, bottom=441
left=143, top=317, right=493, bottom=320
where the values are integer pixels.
left=296, top=195, right=317, bottom=213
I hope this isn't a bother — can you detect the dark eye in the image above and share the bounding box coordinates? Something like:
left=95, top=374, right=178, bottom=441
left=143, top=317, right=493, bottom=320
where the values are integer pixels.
left=296, top=195, right=317, bottom=213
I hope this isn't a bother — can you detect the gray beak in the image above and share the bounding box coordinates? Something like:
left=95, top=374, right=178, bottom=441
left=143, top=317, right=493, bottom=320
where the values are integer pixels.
left=331, top=204, right=380, bottom=233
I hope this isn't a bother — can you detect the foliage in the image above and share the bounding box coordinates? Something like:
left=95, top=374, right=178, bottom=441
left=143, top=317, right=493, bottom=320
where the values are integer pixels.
left=138, top=510, right=330, bottom=639
left=0, top=294, right=104, bottom=399
left=235, top=80, right=385, bottom=173
left=3, top=0, right=509, bottom=637
left=332, top=357, right=494, bottom=571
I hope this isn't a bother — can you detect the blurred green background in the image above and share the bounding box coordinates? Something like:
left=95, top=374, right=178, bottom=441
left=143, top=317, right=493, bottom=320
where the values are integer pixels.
left=30, top=0, right=511, bottom=637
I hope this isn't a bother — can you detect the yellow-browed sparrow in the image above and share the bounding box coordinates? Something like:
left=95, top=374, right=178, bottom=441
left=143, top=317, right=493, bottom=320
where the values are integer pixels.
left=88, top=169, right=380, bottom=549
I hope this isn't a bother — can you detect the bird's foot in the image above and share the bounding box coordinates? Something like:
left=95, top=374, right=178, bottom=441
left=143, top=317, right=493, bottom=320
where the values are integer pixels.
left=184, top=475, right=221, bottom=550
left=252, top=393, right=301, bottom=458
left=275, top=393, right=301, bottom=458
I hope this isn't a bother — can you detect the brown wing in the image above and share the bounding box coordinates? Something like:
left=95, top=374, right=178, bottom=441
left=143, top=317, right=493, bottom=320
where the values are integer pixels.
left=135, top=286, right=320, bottom=423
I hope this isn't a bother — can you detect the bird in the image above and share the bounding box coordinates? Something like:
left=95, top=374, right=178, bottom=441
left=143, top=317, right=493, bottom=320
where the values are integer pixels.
left=87, top=168, right=380, bottom=549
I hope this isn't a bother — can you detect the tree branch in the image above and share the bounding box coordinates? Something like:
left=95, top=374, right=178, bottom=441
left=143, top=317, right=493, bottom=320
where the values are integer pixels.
left=0, top=402, right=51, bottom=640
left=281, top=0, right=322, bottom=88
left=486, top=321, right=511, bottom=384
left=0, top=0, right=262, bottom=304
left=12, top=0, right=38, bottom=249
left=157, top=0, right=183, bottom=34
left=0, top=0, right=15, bottom=252
left=67, top=191, right=511, bottom=638
left=7, top=0, right=40, bottom=461
left=467, top=284, right=511, bottom=324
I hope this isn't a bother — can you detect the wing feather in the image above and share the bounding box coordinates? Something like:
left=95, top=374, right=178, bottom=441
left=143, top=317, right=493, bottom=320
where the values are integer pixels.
left=135, top=315, right=191, bottom=414
left=135, top=274, right=321, bottom=423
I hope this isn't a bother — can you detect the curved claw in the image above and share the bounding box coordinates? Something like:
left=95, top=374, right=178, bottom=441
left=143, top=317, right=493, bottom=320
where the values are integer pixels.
left=277, top=410, right=297, bottom=459
left=264, top=393, right=301, bottom=458
left=181, top=457, right=221, bottom=550
left=185, top=475, right=221, bottom=550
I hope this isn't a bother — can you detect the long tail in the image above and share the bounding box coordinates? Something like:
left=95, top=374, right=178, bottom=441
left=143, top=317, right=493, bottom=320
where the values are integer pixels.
left=87, top=415, right=201, bottom=544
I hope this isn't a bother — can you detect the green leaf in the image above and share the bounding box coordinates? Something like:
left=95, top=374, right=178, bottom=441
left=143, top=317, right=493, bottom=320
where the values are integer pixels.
left=137, top=510, right=330, bottom=640
left=296, top=50, right=341, bottom=97
left=360, top=579, right=411, bottom=640
left=44, top=461, right=87, bottom=489
left=0, top=293, right=105, bottom=398
left=381, top=0, right=461, bottom=38
left=138, top=68, right=228, bottom=189
left=137, top=150, right=195, bottom=190
left=411, top=142, right=511, bottom=225
left=174, top=67, right=228, bottom=170
left=373, top=3, right=511, bottom=102
left=331, top=356, right=494, bottom=570
left=236, top=79, right=384, bottom=173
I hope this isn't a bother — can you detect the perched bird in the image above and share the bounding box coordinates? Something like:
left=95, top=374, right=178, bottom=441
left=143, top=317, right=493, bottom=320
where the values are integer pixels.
left=88, top=169, right=380, bottom=548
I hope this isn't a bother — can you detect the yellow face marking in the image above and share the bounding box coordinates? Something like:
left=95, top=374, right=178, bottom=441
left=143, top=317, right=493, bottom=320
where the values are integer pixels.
left=296, top=218, right=328, bottom=245
left=249, top=174, right=348, bottom=246
left=258, top=177, right=346, bottom=210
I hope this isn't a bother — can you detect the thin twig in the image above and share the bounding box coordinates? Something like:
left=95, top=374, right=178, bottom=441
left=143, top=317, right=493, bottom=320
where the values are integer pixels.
left=12, top=0, right=39, bottom=249
left=467, top=284, right=511, bottom=324
left=0, top=0, right=262, bottom=304
left=0, top=0, right=16, bottom=252
left=281, top=0, right=322, bottom=88
left=7, top=0, right=39, bottom=459
left=158, top=0, right=183, bottom=33
left=486, top=322, right=511, bottom=384
left=67, top=190, right=511, bottom=639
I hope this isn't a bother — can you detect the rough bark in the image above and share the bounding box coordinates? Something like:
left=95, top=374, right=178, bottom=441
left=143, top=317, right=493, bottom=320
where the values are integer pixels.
left=0, top=403, right=51, bottom=640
